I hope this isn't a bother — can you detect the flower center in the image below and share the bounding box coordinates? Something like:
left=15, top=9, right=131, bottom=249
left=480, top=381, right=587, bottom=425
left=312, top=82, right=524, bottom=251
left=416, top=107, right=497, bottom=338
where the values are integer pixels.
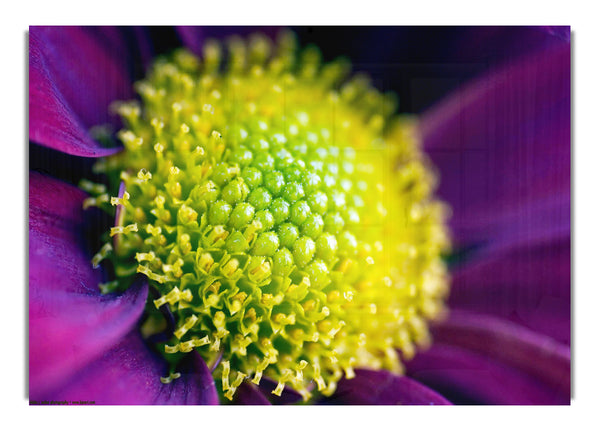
left=84, top=31, right=450, bottom=402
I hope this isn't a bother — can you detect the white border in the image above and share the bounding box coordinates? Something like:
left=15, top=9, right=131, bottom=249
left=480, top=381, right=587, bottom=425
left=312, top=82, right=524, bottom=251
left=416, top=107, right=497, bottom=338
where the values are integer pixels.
left=4, top=1, right=598, bottom=430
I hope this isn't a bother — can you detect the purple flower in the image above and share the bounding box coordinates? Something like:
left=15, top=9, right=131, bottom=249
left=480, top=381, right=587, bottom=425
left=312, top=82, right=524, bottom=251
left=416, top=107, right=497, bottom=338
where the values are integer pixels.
left=28, top=26, right=570, bottom=405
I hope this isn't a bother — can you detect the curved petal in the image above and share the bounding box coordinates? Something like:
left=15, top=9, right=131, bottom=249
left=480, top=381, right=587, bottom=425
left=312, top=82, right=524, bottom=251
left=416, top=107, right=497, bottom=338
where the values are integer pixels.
left=431, top=311, right=570, bottom=394
left=320, top=369, right=450, bottom=405
left=29, top=171, right=109, bottom=296
left=175, top=26, right=210, bottom=55
left=450, top=189, right=570, bottom=260
left=42, top=331, right=218, bottom=405
left=29, top=26, right=148, bottom=156
left=406, top=344, right=568, bottom=405
left=230, top=376, right=305, bottom=405
left=406, top=311, right=570, bottom=404
left=449, top=239, right=571, bottom=343
left=420, top=43, right=570, bottom=254
left=234, top=382, right=271, bottom=405
left=29, top=172, right=148, bottom=395
left=254, top=377, right=305, bottom=405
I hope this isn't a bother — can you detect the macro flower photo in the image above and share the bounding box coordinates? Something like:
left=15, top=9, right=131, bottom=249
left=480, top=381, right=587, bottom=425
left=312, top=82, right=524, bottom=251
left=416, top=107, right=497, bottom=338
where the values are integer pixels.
left=28, top=25, right=571, bottom=406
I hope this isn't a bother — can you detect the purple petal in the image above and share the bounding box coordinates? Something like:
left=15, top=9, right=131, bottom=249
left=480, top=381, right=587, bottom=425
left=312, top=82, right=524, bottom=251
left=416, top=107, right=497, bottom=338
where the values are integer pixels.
left=175, top=26, right=209, bottom=55
left=29, top=26, right=147, bottom=156
left=430, top=311, right=570, bottom=394
left=449, top=239, right=571, bottom=344
left=29, top=171, right=103, bottom=296
left=234, top=382, right=271, bottom=405
left=405, top=311, right=570, bottom=404
left=254, top=377, right=305, bottom=405
left=539, top=26, right=571, bottom=42
left=29, top=172, right=148, bottom=395
left=420, top=43, right=570, bottom=253
left=452, top=189, right=570, bottom=259
left=443, top=26, right=570, bottom=65
left=406, top=343, right=568, bottom=405
left=43, top=331, right=218, bottom=405
left=321, top=369, right=450, bottom=405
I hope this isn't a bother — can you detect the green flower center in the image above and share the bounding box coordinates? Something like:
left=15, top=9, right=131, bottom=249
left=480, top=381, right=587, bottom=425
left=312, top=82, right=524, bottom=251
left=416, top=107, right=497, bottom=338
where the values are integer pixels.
left=84, top=31, right=450, bottom=402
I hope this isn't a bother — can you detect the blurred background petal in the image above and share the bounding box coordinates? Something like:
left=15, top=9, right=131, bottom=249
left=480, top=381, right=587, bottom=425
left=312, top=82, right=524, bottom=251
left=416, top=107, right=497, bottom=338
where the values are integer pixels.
left=418, top=41, right=570, bottom=350
left=420, top=43, right=570, bottom=254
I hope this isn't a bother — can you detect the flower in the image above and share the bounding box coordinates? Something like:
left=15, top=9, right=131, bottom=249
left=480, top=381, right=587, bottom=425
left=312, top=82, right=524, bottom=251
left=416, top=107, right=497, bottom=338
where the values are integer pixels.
left=28, top=26, right=570, bottom=405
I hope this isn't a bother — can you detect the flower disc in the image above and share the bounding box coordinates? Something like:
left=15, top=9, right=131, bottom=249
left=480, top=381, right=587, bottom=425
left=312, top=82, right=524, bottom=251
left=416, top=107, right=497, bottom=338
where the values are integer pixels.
left=88, top=32, right=450, bottom=401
